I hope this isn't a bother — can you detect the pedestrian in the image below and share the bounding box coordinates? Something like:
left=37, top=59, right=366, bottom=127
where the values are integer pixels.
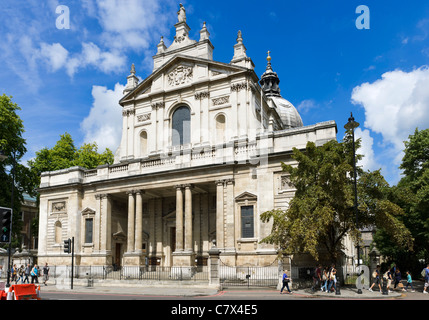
left=30, top=264, right=39, bottom=284
left=394, top=267, right=402, bottom=290
left=368, top=265, right=382, bottom=293
left=327, top=264, right=337, bottom=293
left=42, top=263, right=50, bottom=286
left=23, top=264, right=31, bottom=283
left=404, top=271, right=415, bottom=292
left=11, top=264, right=17, bottom=283
left=383, top=267, right=393, bottom=293
left=321, top=266, right=329, bottom=292
left=311, top=264, right=322, bottom=292
left=16, top=265, right=24, bottom=284
left=423, top=263, right=429, bottom=294
left=280, top=269, right=292, bottom=294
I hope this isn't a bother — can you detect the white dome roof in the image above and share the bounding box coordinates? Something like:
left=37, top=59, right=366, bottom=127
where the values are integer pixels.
left=271, top=96, right=304, bottom=129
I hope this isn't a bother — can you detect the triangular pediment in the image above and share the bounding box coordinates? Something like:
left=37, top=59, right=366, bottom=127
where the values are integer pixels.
left=120, top=55, right=253, bottom=105
left=235, top=191, right=257, bottom=202
left=81, top=207, right=96, bottom=215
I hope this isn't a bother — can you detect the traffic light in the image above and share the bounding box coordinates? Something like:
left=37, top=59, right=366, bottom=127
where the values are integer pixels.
left=0, top=207, right=12, bottom=243
left=64, top=238, right=71, bottom=253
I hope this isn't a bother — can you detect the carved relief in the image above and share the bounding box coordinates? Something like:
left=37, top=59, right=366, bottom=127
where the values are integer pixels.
left=280, top=175, right=294, bottom=190
left=151, top=102, right=165, bottom=110
left=137, top=113, right=151, bottom=122
left=167, top=65, right=193, bottom=86
left=212, top=96, right=230, bottom=106
left=52, top=201, right=66, bottom=213
left=122, top=109, right=135, bottom=117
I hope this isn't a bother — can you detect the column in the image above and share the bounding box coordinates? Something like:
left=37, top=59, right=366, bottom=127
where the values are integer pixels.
left=126, top=190, right=135, bottom=253
left=225, top=179, right=235, bottom=250
left=134, top=190, right=144, bottom=253
left=100, top=194, right=112, bottom=253
left=184, top=184, right=193, bottom=252
left=216, top=180, right=225, bottom=249
left=175, top=185, right=184, bottom=252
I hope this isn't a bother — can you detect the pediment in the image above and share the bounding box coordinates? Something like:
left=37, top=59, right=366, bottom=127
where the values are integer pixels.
left=235, top=192, right=257, bottom=202
left=120, top=55, right=250, bottom=105
left=81, top=207, right=96, bottom=215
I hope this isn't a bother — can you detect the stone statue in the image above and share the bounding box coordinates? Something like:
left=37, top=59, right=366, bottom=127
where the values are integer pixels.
left=178, top=3, right=186, bottom=23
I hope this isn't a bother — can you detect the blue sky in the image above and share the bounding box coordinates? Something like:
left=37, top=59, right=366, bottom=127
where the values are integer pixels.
left=1, top=0, right=429, bottom=185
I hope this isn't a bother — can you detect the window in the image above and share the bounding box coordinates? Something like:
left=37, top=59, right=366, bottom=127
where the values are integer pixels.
left=241, top=205, right=254, bottom=238
left=172, top=106, right=191, bottom=146
left=85, top=218, right=93, bottom=244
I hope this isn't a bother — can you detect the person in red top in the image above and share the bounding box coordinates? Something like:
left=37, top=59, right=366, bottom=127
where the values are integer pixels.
left=311, top=264, right=322, bottom=292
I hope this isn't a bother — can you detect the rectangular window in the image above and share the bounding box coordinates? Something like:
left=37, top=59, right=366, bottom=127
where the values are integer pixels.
left=85, top=218, right=93, bottom=244
left=241, top=205, right=254, bottom=238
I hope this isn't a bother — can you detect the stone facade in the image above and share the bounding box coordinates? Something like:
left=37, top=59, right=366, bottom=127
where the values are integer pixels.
left=37, top=5, right=338, bottom=269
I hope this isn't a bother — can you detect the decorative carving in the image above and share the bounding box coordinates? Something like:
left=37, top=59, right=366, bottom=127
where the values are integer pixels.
left=195, top=91, right=210, bottom=100
left=212, top=96, right=230, bottom=106
left=231, top=82, right=248, bottom=92
left=52, top=201, right=66, bottom=212
left=122, top=109, right=135, bottom=117
left=137, top=113, right=151, bottom=122
left=167, top=65, right=193, bottom=87
left=151, top=102, right=165, bottom=110
left=280, top=176, right=294, bottom=190
left=177, top=3, right=186, bottom=23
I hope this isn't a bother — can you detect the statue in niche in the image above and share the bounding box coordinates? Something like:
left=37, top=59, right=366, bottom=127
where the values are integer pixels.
left=178, top=3, right=186, bottom=23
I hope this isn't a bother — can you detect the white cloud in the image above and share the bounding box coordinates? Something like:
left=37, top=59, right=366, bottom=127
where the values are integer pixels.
left=297, top=99, right=318, bottom=114
left=39, top=43, right=69, bottom=72
left=80, top=83, right=125, bottom=152
left=351, top=66, right=429, bottom=167
left=354, top=128, right=381, bottom=172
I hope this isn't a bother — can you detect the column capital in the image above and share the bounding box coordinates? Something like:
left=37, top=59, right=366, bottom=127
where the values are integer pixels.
left=133, top=189, right=145, bottom=195
left=183, top=183, right=194, bottom=190
left=126, top=190, right=135, bottom=196
left=174, top=184, right=184, bottom=190
left=95, top=193, right=110, bottom=200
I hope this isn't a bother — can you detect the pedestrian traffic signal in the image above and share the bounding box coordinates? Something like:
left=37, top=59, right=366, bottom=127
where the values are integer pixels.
left=0, top=207, right=12, bottom=243
left=64, top=238, right=71, bottom=253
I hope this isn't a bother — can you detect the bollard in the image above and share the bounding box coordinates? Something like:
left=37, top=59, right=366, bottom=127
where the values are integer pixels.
left=382, top=279, right=388, bottom=295
left=335, top=280, right=341, bottom=295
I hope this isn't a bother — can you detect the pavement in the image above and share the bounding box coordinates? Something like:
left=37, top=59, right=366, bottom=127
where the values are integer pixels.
left=33, top=279, right=408, bottom=299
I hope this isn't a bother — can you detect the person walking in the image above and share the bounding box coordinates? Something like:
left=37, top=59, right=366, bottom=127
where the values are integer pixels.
left=280, top=269, right=292, bottom=294
left=368, top=265, right=382, bottom=293
left=383, top=267, right=393, bottom=293
left=311, top=264, right=322, bottom=292
left=11, top=264, right=17, bottom=283
left=42, top=263, right=50, bottom=286
left=327, top=264, right=337, bottom=293
left=23, top=264, right=31, bottom=283
left=423, top=264, right=429, bottom=294
left=321, top=267, right=329, bottom=292
left=30, top=264, right=39, bottom=284
left=404, top=271, right=415, bottom=292
left=394, top=268, right=402, bottom=290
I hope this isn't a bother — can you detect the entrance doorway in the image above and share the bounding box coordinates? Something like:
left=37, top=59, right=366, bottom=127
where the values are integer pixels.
left=115, top=243, right=121, bottom=269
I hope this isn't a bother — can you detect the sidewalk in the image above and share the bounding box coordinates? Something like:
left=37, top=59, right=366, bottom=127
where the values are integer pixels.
left=291, top=286, right=402, bottom=299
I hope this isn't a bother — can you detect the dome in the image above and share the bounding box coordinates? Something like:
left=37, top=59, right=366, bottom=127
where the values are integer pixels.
left=259, top=51, right=304, bottom=129
left=271, top=96, right=304, bottom=129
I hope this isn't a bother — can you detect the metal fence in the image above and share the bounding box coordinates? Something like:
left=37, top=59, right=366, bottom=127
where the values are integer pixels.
left=49, top=265, right=209, bottom=282
left=219, top=261, right=280, bottom=288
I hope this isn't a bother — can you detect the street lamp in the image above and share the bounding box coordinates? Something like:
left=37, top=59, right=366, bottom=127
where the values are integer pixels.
left=344, top=113, right=361, bottom=269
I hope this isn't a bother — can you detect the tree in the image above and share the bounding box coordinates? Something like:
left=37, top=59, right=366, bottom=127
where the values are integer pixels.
left=374, top=128, right=429, bottom=268
left=260, top=132, right=413, bottom=263
left=0, top=94, right=34, bottom=247
left=28, top=132, right=114, bottom=189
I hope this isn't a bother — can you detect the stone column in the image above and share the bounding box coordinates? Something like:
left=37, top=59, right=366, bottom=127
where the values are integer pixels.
left=208, top=241, right=221, bottom=289
left=100, top=194, right=111, bottom=253
left=126, top=190, right=135, bottom=253
left=134, top=190, right=144, bottom=253
left=225, top=179, right=235, bottom=250
left=175, top=185, right=184, bottom=252
left=215, top=180, right=225, bottom=249
left=184, top=184, right=193, bottom=252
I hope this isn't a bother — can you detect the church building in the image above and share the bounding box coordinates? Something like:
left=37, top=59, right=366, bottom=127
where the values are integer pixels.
left=37, top=5, right=338, bottom=269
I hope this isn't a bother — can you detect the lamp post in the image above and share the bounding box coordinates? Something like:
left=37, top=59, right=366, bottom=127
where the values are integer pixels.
left=0, top=149, right=15, bottom=288
left=344, top=113, right=360, bottom=265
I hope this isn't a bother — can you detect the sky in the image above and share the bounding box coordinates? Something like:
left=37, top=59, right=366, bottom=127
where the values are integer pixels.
left=1, top=0, right=429, bottom=186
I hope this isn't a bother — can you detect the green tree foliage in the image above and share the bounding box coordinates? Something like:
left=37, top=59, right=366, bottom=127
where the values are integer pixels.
left=28, top=132, right=114, bottom=185
left=0, top=94, right=33, bottom=246
left=260, top=132, right=413, bottom=263
left=374, top=128, right=429, bottom=267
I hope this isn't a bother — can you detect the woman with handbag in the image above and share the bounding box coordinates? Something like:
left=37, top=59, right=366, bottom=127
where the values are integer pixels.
left=280, top=270, right=292, bottom=294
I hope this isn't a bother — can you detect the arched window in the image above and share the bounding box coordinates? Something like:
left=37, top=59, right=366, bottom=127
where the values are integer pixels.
left=55, top=221, right=62, bottom=244
left=172, top=106, right=191, bottom=146
left=140, top=131, right=148, bottom=156
left=215, top=114, right=226, bottom=143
